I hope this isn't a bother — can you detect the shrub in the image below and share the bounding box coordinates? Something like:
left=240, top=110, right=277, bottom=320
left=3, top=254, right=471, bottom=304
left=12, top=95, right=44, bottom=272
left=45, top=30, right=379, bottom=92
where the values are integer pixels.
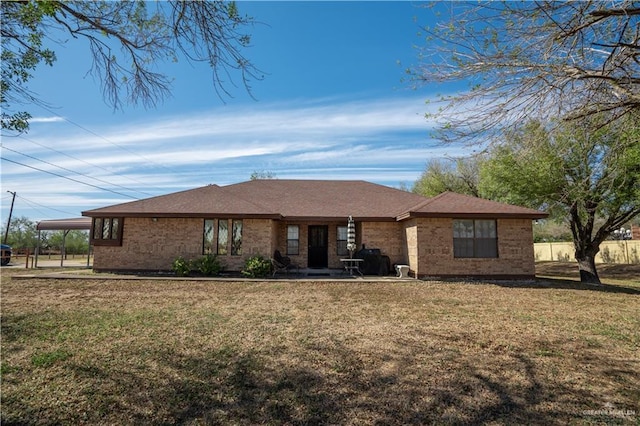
left=193, top=253, right=223, bottom=276
left=172, top=256, right=191, bottom=277
left=242, top=255, right=271, bottom=278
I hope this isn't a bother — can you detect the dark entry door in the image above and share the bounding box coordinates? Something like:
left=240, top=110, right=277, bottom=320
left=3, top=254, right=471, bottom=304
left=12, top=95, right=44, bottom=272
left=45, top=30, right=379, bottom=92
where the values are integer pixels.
left=308, top=225, right=328, bottom=268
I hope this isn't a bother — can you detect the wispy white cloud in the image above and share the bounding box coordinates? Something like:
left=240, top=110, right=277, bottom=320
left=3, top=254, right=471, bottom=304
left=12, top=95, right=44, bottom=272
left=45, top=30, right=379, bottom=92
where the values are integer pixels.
left=29, top=116, right=66, bottom=123
left=2, top=95, right=458, bottom=220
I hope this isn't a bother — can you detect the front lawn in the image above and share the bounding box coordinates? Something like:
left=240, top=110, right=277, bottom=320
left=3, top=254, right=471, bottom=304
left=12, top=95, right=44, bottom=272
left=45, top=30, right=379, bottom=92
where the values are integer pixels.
left=1, top=270, right=638, bottom=424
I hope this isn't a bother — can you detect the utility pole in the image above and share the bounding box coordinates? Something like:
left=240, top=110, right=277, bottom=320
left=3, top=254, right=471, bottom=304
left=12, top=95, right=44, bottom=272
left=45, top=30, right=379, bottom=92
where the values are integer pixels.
left=4, top=191, right=16, bottom=244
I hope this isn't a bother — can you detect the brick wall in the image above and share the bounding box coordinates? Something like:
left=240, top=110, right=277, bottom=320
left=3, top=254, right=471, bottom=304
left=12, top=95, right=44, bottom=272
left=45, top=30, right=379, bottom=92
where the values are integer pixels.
left=360, top=221, right=408, bottom=266
left=273, top=221, right=354, bottom=269
left=93, top=217, right=275, bottom=272
left=404, top=219, right=419, bottom=273
left=92, top=216, right=536, bottom=277
left=408, top=217, right=536, bottom=278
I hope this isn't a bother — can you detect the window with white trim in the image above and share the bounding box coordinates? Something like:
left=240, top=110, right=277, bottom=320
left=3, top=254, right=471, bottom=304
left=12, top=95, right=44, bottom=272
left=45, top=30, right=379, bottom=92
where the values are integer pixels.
left=287, top=225, right=299, bottom=255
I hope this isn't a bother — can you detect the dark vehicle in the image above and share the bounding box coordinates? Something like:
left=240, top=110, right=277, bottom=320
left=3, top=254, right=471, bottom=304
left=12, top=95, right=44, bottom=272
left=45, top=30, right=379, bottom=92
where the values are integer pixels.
left=1, top=244, right=11, bottom=266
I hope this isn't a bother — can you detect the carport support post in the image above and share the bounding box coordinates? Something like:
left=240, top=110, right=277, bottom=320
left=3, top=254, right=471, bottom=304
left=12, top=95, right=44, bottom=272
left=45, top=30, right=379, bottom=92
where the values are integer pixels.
left=35, top=230, right=40, bottom=268
left=60, top=230, right=69, bottom=267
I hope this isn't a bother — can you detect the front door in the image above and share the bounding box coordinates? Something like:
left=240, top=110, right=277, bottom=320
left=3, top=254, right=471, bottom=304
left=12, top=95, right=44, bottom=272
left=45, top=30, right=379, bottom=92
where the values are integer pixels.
left=308, top=225, right=328, bottom=268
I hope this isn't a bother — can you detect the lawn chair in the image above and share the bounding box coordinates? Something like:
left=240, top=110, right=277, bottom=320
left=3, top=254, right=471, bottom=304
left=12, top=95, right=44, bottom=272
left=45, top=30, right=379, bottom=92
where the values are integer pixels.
left=271, top=250, right=298, bottom=277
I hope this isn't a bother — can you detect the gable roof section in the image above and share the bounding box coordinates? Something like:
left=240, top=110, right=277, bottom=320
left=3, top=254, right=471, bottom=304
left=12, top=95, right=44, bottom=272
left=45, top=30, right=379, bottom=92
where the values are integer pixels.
left=221, top=180, right=427, bottom=220
left=399, top=191, right=548, bottom=220
left=82, top=184, right=281, bottom=219
left=82, top=180, right=428, bottom=220
left=82, top=180, right=547, bottom=221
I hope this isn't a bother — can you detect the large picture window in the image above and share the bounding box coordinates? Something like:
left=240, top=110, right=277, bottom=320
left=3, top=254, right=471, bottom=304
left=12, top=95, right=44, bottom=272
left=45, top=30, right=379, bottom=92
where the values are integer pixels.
left=91, top=217, right=123, bottom=246
left=208, top=219, right=243, bottom=256
left=453, top=219, right=498, bottom=258
left=287, top=225, right=299, bottom=255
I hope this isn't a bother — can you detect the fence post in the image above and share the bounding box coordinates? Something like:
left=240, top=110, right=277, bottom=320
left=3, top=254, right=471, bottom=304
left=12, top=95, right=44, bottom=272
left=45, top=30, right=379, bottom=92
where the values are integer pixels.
left=25, top=248, right=29, bottom=268
left=624, top=241, right=630, bottom=264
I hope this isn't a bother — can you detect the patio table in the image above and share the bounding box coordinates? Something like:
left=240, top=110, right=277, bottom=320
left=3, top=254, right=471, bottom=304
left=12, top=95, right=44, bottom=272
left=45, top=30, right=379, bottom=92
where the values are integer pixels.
left=340, top=258, right=363, bottom=276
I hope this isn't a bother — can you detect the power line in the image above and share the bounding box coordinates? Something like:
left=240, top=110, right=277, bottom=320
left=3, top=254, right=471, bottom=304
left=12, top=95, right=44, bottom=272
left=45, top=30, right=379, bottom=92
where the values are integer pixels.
left=1, top=157, right=138, bottom=199
left=37, top=104, right=177, bottom=174
left=17, top=134, right=155, bottom=196
left=2, top=145, right=145, bottom=199
left=16, top=194, right=79, bottom=217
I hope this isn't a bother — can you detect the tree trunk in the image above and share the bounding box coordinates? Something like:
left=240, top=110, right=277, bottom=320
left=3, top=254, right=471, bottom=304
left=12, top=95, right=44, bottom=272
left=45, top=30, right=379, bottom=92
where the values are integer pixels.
left=576, top=254, right=601, bottom=284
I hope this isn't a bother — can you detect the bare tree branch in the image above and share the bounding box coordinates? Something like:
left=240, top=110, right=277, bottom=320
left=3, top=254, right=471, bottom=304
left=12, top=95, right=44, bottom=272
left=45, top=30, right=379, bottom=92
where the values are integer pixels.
left=411, top=1, right=640, bottom=144
left=1, top=0, right=262, bottom=133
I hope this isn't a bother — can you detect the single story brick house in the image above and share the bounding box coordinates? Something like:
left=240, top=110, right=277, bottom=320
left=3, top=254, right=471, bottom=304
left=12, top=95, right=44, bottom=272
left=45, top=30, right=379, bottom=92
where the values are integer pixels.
left=82, top=179, right=547, bottom=278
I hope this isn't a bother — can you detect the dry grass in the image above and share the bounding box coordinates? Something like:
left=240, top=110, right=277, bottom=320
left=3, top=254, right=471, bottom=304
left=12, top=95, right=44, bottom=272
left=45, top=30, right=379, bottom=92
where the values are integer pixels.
left=1, top=266, right=639, bottom=425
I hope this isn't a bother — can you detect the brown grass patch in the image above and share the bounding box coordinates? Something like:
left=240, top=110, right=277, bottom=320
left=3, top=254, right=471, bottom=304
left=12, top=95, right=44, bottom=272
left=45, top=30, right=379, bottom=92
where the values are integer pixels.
left=535, top=261, right=640, bottom=289
left=1, top=270, right=639, bottom=424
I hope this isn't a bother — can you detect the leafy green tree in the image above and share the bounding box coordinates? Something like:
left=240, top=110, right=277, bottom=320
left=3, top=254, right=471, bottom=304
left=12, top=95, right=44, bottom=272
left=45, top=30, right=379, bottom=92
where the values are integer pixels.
left=1, top=216, right=38, bottom=250
left=412, top=157, right=482, bottom=197
left=479, top=118, right=640, bottom=283
left=1, top=0, right=259, bottom=133
left=47, top=230, right=89, bottom=255
left=411, top=1, right=640, bottom=144
left=250, top=170, right=277, bottom=180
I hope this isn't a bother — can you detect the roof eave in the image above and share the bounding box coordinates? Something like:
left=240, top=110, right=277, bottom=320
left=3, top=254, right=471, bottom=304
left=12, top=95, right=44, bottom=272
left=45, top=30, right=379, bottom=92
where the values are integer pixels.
left=398, top=212, right=549, bottom=220
left=282, top=216, right=397, bottom=222
left=82, top=212, right=283, bottom=220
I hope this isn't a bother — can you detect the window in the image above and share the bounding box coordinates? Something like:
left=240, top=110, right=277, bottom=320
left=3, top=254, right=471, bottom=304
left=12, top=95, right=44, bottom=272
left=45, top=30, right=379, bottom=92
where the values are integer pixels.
left=453, top=219, right=498, bottom=258
left=203, top=219, right=215, bottom=254
left=207, top=219, right=242, bottom=256
left=287, top=225, right=299, bottom=255
left=231, top=219, right=242, bottom=256
left=217, top=220, right=228, bottom=255
left=91, top=217, right=123, bottom=246
left=337, top=226, right=348, bottom=256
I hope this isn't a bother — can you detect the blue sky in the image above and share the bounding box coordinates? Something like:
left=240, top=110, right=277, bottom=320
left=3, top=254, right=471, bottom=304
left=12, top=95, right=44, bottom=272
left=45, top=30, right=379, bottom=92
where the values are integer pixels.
left=1, top=1, right=469, bottom=222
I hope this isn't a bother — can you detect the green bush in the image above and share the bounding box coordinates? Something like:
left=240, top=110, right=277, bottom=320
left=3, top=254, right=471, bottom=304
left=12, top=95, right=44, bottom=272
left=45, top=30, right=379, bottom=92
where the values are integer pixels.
left=173, top=254, right=224, bottom=277
left=192, top=253, right=223, bottom=276
left=242, top=255, right=272, bottom=278
left=172, top=256, right=191, bottom=277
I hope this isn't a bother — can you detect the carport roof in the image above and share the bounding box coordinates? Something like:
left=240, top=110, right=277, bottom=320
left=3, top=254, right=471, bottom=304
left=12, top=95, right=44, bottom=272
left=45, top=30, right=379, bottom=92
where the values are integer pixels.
left=37, top=217, right=92, bottom=231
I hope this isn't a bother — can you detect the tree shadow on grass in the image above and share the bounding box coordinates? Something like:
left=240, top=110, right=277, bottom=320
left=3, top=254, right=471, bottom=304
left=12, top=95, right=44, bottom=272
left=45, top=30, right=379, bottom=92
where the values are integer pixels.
left=492, top=278, right=640, bottom=295
left=4, top=340, right=638, bottom=425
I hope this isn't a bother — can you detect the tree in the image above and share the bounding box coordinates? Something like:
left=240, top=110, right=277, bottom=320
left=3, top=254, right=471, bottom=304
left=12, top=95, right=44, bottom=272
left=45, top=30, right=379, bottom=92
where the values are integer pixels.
left=412, top=1, right=640, bottom=144
left=250, top=170, right=277, bottom=180
left=479, top=118, right=640, bottom=284
left=1, top=216, right=39, bottom=250
left=47, top=230, right=89, bottom=255
left=412, top=157, right=482, bottom=197
left=1, top=1, right=260, bottom=133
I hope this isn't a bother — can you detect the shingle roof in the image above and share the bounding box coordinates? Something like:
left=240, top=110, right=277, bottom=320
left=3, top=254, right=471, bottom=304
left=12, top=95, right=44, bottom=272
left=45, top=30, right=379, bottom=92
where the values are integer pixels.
left=400, top=191, right=547, bottom=219
left=82, top=180, right=547, bottom=220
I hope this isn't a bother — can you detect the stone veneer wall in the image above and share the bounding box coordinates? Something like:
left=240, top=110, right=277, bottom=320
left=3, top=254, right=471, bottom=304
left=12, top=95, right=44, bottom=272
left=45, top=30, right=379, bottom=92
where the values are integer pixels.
left=407, top=217, right=536, bottom=278
left=93, top=217, right=275, bottom=272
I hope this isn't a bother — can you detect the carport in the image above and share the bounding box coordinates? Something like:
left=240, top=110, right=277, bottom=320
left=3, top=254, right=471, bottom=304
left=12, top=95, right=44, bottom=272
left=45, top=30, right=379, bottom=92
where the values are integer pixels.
left=36, top=218, right=92, bottom=268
